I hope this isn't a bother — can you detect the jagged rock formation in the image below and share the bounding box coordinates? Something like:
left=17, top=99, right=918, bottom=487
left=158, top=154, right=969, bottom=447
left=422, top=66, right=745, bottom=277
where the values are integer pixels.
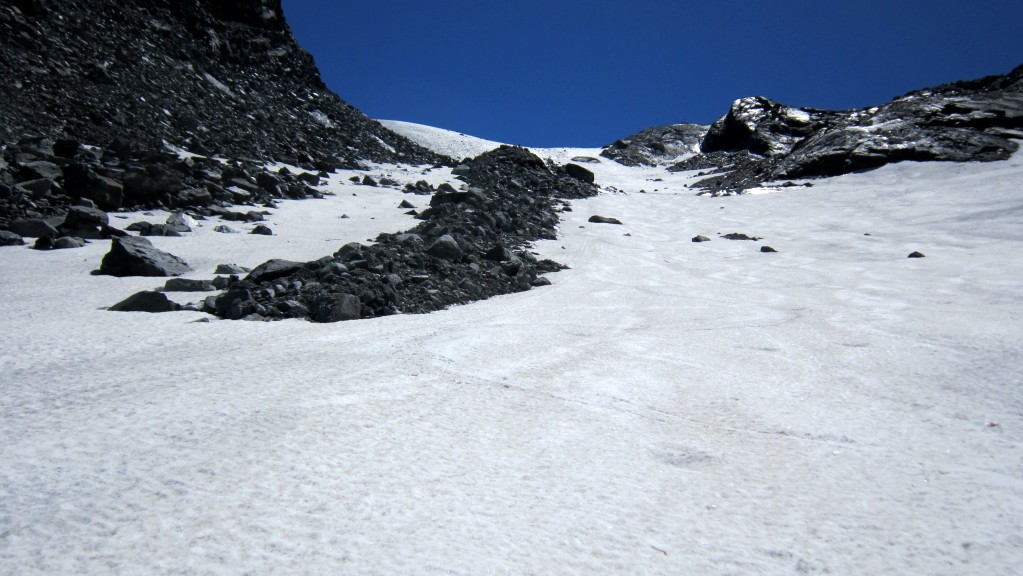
left=600, top=123, right=708, bottom=166
left=668, top=65, right=1023, bottom=193
left=204, top=146, right=597, bottom=322
left=0, top=0, right=441, bottom=166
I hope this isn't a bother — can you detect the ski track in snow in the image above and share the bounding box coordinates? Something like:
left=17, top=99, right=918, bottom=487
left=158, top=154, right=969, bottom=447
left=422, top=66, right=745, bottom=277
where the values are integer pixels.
left=1, top=135, right=1022, bottom=574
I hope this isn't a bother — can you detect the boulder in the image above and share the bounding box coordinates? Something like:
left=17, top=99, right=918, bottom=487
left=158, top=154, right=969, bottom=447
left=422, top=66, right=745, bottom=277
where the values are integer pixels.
left=166, top=212, right=195, bottom=233
left=692, top=235, right=711, bottom=242
left=211, top=287, right=256, bottom=320
left=722, top=232, right=762, bottom=241
left=177, top=187, right=213, bottom=206
left=163, top=278, right=216, bottom=292
left=9, top=218, right=58, bottom=238
left=0, top=231, right=25, bottom=246
left=62, top=165, right=124, bottom=210
left=588, top=215, right=623, bottom=225
left=99, top=236, right=192, bottom=277
left=52, top=236, right=86, bottom=249
left=245, top=259, right=304, bottom=283
left=255, top=171, right=281, bottom=192
left=908, top=251, right=926, bottom=258
left=15, top=178, right=55, bottom=199
left=334, top=242, right=364, bottom=261
left=312, top=293, right=362, bottom=322
left=250, top=224, right=273, bottom=235
left=215, top=263, right=250, bottom=274
left=61, top=205, right=113, bottom=238
left=760, top=245, right=778, bottom=253
left=426, top=234, right=462, bottom=260
left=62, top=205, right=109, bottom=229
left=125, top=222, right=182, bottom=237
left=564, top=163, right=595, bottom=183
left=109, top=291, right=181, bottom=313
left=19, top=160, right=62, bottom=181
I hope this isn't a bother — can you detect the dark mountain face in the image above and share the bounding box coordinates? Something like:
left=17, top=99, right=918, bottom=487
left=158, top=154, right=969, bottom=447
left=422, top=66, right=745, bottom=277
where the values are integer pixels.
left=0, top=0, right=441, bottom=167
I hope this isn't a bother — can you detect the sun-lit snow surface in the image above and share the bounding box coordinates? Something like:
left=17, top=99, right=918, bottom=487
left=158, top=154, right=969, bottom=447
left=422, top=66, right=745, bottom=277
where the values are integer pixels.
left=378, top=119, right=505, bottom=160
left=2, top=128, right=1022, bottom=574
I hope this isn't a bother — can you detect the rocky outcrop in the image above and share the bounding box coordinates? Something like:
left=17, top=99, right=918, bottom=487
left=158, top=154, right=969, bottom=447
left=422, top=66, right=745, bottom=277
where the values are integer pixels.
left=601, top=123, right=708, bottom=166
left=668, top=64, right=1023, bottom=194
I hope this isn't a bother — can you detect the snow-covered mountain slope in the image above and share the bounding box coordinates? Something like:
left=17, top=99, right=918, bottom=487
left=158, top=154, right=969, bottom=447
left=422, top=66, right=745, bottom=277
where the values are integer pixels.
left=2, top=138, right=1021, bottom=573
left=378, top=119, right=505, bottom=160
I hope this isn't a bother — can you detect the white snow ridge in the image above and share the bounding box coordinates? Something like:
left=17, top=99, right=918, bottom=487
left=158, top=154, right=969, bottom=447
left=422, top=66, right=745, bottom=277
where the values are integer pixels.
left=2, top=127, right=1023, bottom=575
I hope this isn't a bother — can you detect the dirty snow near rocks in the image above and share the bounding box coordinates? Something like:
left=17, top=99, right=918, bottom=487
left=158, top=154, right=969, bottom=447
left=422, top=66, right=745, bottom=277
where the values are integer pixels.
left=2, top=128, right=1022, bottom=574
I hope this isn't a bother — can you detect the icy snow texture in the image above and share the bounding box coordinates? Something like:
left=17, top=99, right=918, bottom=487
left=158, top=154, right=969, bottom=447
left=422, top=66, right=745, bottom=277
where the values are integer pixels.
left=1, top=131, right=1022, bottom=574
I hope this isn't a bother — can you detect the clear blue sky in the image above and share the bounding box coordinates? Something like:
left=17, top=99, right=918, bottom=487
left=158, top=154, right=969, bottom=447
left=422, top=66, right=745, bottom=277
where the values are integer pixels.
left=282, top=0, right=1023, bottom=148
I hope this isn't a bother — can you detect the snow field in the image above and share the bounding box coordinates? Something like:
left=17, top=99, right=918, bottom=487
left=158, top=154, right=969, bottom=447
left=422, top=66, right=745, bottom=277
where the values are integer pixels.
left=1, top=137, right=1022, bottom=574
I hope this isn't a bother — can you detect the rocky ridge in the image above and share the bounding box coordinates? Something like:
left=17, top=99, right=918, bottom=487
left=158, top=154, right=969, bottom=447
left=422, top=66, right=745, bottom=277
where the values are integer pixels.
left=606, top=65, right=1023, bottom=194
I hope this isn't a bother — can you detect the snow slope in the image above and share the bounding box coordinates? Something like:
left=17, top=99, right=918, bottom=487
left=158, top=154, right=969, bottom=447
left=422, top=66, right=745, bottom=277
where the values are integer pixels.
left=2, top=130, right=1022, bottom=574
left=378, top=119, right=504, bottom=160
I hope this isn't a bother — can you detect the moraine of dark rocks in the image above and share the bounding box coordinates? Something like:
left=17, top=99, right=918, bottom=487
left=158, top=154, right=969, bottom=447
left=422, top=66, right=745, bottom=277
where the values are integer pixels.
left=205, top=146, right=597, bottom=322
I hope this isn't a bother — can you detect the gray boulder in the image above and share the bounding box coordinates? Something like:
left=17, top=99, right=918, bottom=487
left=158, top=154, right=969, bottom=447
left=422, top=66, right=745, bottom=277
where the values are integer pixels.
left=15, top=178, right=55, bottom=199
left=211, top=287, right=255, bottom=320
left=62, top=205, right=108, bottom=229
left=426, top=234, right=462, bottom=260
left=99, top=236, right=192, bottom=277
left=246, top=259, right=304, bottom=283
left=109, top=291, right=181, bottom=313
left=313, top=293, right=362, bottom=322
left=52, top=236, right=85, bottom=249
left=177, top=187, right=213, bottom=206
left=0, top=230, right=25, bottom=246
left=9, top=218, right=58, bottom=238
left=588, top=215, right=623, bottom=225
left=164, top=278, right=216, bottom=292
left=19, top=160, right=62, bottom=181
left=564, top=163, right=595, bottom=184
left=215, top=263, right=250, bottom=274
left=166, top=212, right=194, bottom=233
